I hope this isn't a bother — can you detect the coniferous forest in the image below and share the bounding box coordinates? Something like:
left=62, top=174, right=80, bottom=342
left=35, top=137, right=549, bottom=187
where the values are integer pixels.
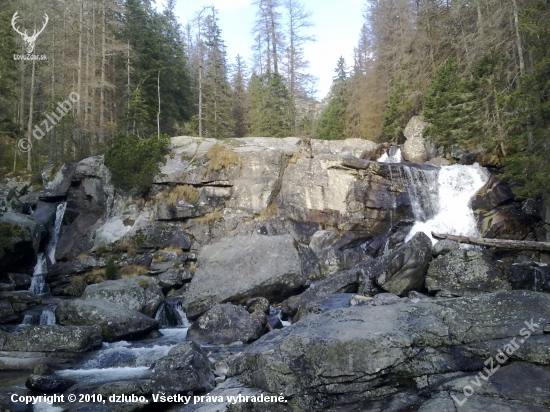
left=0, top=0, right=549, bottom=199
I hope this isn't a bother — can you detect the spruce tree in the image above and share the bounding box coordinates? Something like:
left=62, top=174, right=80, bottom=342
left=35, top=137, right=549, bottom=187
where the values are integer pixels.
left=317, top=57, right=348, bottom=140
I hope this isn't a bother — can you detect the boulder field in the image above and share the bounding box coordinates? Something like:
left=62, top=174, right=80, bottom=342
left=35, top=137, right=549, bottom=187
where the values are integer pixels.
left=0, top=132, right=549, bottom=411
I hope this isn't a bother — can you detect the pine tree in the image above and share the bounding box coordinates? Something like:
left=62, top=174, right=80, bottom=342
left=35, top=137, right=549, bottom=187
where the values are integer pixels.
left=231, top=55, right=249, bottom=137
left=317, top=57, right=348, bottom=140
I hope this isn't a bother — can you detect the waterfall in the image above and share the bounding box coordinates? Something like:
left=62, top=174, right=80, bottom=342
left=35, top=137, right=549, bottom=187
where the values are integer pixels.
left=405, top=163, right=489, bottom=244
left=378, top=147, right=402, bottom=163
left=155, top=300, right=191, bottom=327
left=29, top=202, right=67, bottom=295
left=401, top=166, right=439, bottom=223
left=39, top=305, right=57, bottom=325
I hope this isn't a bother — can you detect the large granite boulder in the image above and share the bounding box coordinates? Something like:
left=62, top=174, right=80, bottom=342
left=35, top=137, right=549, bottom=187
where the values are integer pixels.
left=0, top=325, right=101, bottom=352
left=82, top=276, right=164, bottom=317
left=39, top=163, right=77, bottom=201
left=0, top=291, right=41, bottom=322
left=151, top=342, right=215, bottom=395
left=56, top=299, right=159, bottom=342
left=230, top=290, right=550, bottom=411
left=426, top=249, right=511, bottom=297
left=184, top=234, right=320, bottom=318
left=402, top=116, right=434, bottom=162
left=187, top=304, right=263, bottom=344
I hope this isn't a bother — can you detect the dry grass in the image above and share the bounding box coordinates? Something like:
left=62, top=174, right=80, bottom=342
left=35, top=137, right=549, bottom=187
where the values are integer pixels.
left=189, top=262, right=197, bottom=276
left=167, top=185, right=199, bottom=206
left=77, top=253, right=90, bottom=260
left=161, top=247, right=184, bottom=256
left=289, top=151, right=303, bottom=164
left=152, top=254, right=169, bottom=264
left=138, top=279, right=150, bottom=289
left=113, top=240, right=137, bottom=256
left=195, top=210, right=222, bottom=225
left=118, top=265, right=149, bottom=279
left=204, top=144, right=240, bottom=175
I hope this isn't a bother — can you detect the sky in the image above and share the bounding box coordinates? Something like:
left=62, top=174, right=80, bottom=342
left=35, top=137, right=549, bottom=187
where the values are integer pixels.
left=154, top=0, right=366, bottom=100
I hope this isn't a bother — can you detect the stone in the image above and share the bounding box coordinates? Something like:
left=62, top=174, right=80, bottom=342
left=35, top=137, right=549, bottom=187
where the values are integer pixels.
left=56, top=299, right=159, bottom=342
left=1, top=273, right=32, bottom=290
left=426, top=249, right=511, bottom=297
left=157, top=269, right=189, bottom=290
left=1, top=325, right=101, bottom=352
left=402, top=116, right=432, bottom=162
left=184, top=234, right=320, bottom=318
left=151, top=342, right=215, bottom=395
left=39, top=163, right=78, bottom=200
left=82, top=276, right=164, bottom=317
left=229, top=291, right=550, bottom=410
left=433, top=239, right=460, bottom=256
left=26, top=374, right=75, bottom=393
left=133, top=223, right=192, bottom=250
left=187, top=304, right=263, bottom=344
left=94, top=218, right=132, bottom=247
left=246, top=297, right=270, bottom=313
left=0, top=213, right=43, bottom=271
left=357, top=232, right=432, bottom=296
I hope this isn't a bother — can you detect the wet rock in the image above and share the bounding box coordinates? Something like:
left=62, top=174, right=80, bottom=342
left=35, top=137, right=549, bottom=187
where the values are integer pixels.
left=426, top=249, right=511, bottom=297
left=26, top=373, right=75, bottom=393
left=187, top=304, right=263, bottom=344
left=56, top=299, right=159, bottom=342
left=1, top=273, right=32, bottom=290
left=55, top=212, right=100, bottom=261
left=82, top=276, right=163, bottom=317
left=184, top=234, right=320, bottom=318
left=0, top=213, right=44, bottom=272
left=151, top=342, right=215, bottom=395
left=96, top=381, right=152, bottom=398
left=0, top=291, right=42, bottom=322
left=1, top=325, right=101, bottom=352
left=246, top=297, right=270, bottom=313
left=266, top=315, right=283, bottom=331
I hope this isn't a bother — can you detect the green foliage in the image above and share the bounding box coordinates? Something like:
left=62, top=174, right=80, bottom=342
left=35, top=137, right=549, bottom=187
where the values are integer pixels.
left=105, top=258, right=118, bottom=280
left=0, top=223, right=22, bottom=260
left=247, top=72, right=292, bottom=137
left=382, top=78, right=416, bottom=143
left=317, top=57, right=349, bottom=140
left=105, top=134, right=169, bottom=195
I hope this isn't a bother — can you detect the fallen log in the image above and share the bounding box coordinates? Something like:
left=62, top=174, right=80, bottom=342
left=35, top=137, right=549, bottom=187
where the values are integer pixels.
left=432, top=232, right=550, bottom=252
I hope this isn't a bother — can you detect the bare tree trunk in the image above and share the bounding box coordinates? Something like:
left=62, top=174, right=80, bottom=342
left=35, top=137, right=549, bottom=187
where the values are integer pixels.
left=269, top=4, right=278, bottom=74
left=51, top=16, right=56, bottom=162
left=432, top=232, right=550, bottom=252
left=100, top=0, right=106, bottom=144
left=26, top=59, right=36, bottom=172
left=126, top=40, right=130, bottom=135
left=157, top=71, right=161, bottom=139
left=511, top=0, right=525, bottom=77
left=77, top=0, right=83, bottom=119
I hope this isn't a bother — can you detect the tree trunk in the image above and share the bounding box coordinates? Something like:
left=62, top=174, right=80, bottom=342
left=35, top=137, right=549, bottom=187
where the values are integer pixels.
left=157, top=71, right=161, bottom=139
left=26, top=59, right=36, bottom=172
left=432, top=232, right=550, bottom=252
left=100, top=0, right=106, bottom=144
left=511, top=0, right=525, bottom=77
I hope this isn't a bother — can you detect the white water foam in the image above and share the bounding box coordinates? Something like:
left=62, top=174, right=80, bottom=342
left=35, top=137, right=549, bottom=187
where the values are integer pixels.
left=406, top=163, right=489, bottom=244
left=57, top=366, right=151, bottom=384
left=378, top=147, right=402, bottom=163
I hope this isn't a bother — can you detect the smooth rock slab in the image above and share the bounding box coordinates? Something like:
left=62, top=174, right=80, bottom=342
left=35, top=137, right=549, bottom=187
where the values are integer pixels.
left=0, top=325, right=102, bottom=352
left=82, top=276, right=164, bottom=317
left=230, top=291, right=550, bottom=408
left=56, top=299, right=159, bottom=342
left=184, top=234, right=320, bottom=318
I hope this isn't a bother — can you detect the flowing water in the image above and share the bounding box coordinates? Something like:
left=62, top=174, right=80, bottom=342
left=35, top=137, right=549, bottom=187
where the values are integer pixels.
left=378, top=147, right=403, bottom=163
left=405, top=163, right=489, bottom=244
left=29, top=202, right=67, bottom=295
left=154, top=299, right=192, bottom=327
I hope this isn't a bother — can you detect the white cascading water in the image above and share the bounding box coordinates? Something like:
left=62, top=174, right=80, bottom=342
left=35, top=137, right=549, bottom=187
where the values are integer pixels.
left=378, top=147, right=403, bottom=163
left=405, top=163, right=489, bottom=244
left=29, top=202, right=67, bottom=295
left=39, top=305, right=57, bottom=325
left=154, top=300, right=191, bottom=327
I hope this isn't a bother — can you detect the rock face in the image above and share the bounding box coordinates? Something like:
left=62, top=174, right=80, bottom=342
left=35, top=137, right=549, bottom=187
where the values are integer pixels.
left=26, top=374, right=75, bottom=393
left=0, top=325, right=101, bottom=352
left=151, top=342, right=215, bottom=395
left=81, top=276, right=164, bottom=317
left=0, top=213, right=43, bottom=272
left=230, top=291, right=550, bottom=411
left=39, top=164, right=78, bottom=200
left=184, top=234, right=320, bottom=318
left=187, top=304, right=264, bottom=344
left=426, top=249, right=511, bottom=296
left=402, top=116, right=433, bottom=162
left=56, top=298, right=159, bottom=342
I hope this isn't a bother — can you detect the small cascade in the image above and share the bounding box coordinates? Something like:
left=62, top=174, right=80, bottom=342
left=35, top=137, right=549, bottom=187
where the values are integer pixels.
left=29, top=202, right=66, bottom=295
left=378, top=146, right=402, bottom=163
left=39, top=305, right=57, bottom=325
left=401, top=166, right=439, bottom=222
left=406, top=163, right=489, bottom=244
left=154, top=300, right=191, bottom=327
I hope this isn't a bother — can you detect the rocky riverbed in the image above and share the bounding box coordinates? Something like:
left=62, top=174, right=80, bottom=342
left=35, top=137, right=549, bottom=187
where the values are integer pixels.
left=1, top=127, right=549, bottom=411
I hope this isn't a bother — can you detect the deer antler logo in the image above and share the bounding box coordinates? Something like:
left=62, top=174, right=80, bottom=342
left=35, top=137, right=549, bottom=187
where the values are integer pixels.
left=11, top=11, right=49, bottom=55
